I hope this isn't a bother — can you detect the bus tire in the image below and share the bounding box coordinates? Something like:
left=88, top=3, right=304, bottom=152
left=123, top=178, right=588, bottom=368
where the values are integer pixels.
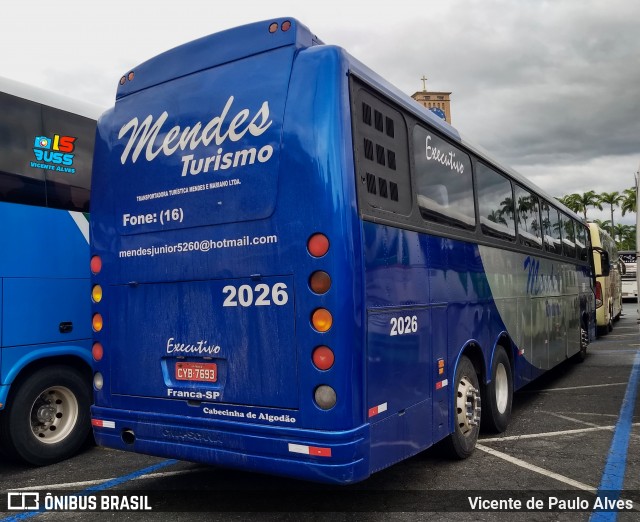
left=481, top=347, right=512, bottom=433
left=445, top=355, right=481, bottom=459
left=0, top=365, right=91, bottom=466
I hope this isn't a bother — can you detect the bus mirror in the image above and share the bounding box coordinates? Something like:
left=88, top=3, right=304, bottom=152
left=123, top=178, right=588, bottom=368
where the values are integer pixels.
left=591, top=247, right=610, bottom=277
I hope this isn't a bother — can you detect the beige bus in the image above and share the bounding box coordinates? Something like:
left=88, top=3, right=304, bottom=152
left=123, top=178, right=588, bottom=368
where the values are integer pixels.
left=588, top=223, right=623, bottom=334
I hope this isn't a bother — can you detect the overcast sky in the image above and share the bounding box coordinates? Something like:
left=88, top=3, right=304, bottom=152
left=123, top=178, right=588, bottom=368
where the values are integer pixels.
left=4, top=0, right=638, bottom=224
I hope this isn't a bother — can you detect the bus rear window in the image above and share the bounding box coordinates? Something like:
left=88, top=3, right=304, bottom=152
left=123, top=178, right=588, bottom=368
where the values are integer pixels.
left=413, top=126, right=475, bottom=230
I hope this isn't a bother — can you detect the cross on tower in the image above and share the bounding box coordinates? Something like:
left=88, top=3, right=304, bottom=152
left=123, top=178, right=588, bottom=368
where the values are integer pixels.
left=421, top=75, right=428, bottom=91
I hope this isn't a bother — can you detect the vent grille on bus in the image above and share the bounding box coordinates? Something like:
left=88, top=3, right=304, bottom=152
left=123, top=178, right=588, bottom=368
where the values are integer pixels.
left=354, top=90, right=410, bottom=215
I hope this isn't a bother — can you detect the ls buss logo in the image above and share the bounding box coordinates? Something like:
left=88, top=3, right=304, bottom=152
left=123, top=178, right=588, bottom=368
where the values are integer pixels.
left=31, top=134, right=78, bottom=173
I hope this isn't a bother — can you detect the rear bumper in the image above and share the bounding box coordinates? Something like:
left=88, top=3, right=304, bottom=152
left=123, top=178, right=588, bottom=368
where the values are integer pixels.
left=91, top=406, right=370, bottom=484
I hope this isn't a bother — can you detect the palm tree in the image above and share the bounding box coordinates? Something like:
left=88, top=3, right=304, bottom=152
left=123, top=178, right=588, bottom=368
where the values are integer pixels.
left=598, top=191, right=623, bottom=237
left=556, top=194, right=582, bottom=215
left=613, top=223, right=634, bottom=249
left=573, top=191, right=602, bottom=220
left=621, top=186, right=637, bottom=217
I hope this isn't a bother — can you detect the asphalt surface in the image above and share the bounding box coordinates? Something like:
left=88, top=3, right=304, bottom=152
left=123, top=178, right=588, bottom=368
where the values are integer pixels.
left=1, top=305, right=638, bottom=521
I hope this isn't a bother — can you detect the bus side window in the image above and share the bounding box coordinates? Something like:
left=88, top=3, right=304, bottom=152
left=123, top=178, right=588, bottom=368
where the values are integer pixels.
left=413, top=125, right=475, bottom=230
left=560, top=213, right=576, bottom=258
left=514, top=185, right=542, bottom=249
left=476, top=163, right=515, bottom=242
left=541, top=201, right=562, bottom=255
left=576, top=223, right=589, bottom=262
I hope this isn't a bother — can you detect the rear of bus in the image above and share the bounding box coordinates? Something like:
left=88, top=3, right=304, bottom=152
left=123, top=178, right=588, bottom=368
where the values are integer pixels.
left=588, top=223, right=622, bottom=334
left=90, top=19, right=370, bottom=483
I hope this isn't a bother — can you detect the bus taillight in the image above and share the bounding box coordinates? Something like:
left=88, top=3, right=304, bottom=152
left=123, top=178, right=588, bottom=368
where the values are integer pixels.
left=309, top=271, right=331, bottom=294
left=91, top=285, right=103, bottom=303
left=314, top=385, right=337, bottom=410
left=595, top=281, right=603, bottom=308
left=311, top=308, right=333, bottom=332
left=90, top=255, right=102, bottom=274
left=92, top=342, right=104, bottom=362
left=92, top=313, right=103, bottom=332
left=307, top=234, right=329, bottom=257
left=312, top=346, right=334, bottom=370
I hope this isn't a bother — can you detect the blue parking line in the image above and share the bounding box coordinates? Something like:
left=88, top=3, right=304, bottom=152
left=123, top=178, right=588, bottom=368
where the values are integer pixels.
left=2, top=459, right=178, bottom=521
left=589, top=350, right=640, bottom=522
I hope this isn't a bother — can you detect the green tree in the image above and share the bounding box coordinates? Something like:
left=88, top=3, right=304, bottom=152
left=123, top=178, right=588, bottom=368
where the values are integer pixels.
left=598, top=191, right=623, bottom=237
left=621, top=186, right=637, bottom=217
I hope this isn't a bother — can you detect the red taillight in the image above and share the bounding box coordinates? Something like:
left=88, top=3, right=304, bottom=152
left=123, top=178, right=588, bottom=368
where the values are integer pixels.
left=312, top=346, right=335, bottom=370
left=308, top=234, right=329, bottom=257
left=281, top=20, right=291, bottom=32
left=595, top=282, right=603, bottom=308
left=92, top=342, right=104, bottom=361
left=90, top=255, right=102, bottom=274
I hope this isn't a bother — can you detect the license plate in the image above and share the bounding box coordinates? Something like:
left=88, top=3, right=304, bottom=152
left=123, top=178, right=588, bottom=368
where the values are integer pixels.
left=176, top=362, right=217, bottom=382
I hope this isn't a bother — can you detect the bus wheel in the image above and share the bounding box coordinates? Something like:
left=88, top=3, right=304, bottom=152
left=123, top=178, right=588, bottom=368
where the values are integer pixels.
left=576, top=325, right=589, bottom=362
left=0, top=366, right=91, bottom=466
left=481, top=347, right=512, bottom=433
left=445, top=355, right=481, bottom=459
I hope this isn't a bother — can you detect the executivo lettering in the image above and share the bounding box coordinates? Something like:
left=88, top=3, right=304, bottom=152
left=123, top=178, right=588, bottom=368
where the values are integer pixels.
left=118, top=96, right=273, bottom=176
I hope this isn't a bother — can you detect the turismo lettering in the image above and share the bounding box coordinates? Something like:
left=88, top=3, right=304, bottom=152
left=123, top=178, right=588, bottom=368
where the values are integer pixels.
left=118, top=96, right=272, bottom=165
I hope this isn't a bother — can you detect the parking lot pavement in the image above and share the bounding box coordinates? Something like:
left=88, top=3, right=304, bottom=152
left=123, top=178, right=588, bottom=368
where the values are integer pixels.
left=1, top=308, right=638, bottom=520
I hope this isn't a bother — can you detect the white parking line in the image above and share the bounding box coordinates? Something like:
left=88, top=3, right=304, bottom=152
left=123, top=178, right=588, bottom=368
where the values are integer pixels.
left=520, top=382, right=627, bottom=393
left=476, top=444, right=596, bottom=492
left=542, top=412, right=600, bottom=427
left=480, top=423, right=640, bottom=443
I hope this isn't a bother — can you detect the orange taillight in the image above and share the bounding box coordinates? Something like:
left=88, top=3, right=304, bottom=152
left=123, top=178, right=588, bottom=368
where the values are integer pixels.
left=92, top=313, right=103, bottom=332
left=311, top=308, right=333, bottom=332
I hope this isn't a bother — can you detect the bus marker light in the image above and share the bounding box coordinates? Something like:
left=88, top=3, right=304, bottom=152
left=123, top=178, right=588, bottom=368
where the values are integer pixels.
left=281, top=20, right=291, bottom=32
left=309, top=271, right=331, bottom=294
left=368, top=402, right=388, bottom=418
left=92, top=285, right=103, bottom=303
left=314, top=385, right=336, bottom=410
left=92, top=313, right=103, bottom=332
left=268, top=22, right=278, bottom=33
left=435, top=379, right=449, bottom=390
left=90, top=255, right=102, bottom=274
left=307, top=233, right=329, bottom=257
left=92, top=419, right=115, bottom=429
left=92, top=342, right=104, bottom=362
left=127, top=71, right=135, bottom=82
left=311, top=309, right=332, bottom=332
left=312, top=346, right=334, bottom=370
left=288, top=443, right=331, bottom=457
left=93, top=372, right=104, bottom=390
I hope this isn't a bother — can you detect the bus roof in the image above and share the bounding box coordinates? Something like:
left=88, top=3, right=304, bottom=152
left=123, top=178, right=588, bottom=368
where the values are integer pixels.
left=0, top=75, right=104, bottom=120
left=112, top=16, right=584, bottom=225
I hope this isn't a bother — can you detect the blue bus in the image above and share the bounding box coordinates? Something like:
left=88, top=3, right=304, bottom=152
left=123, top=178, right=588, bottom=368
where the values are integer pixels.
left=90, top=18, right=598, bottom=484
left=0, top=76, right=101, bottom=465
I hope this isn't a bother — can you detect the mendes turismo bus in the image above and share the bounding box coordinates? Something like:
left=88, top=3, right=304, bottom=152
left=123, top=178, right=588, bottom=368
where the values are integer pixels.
left=89, top=18, right=599, bottom=484
left=0, top=76, right=102, bottom=465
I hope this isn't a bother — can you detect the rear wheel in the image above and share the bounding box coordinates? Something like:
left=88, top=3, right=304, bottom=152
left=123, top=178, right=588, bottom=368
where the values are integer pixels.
left=0, top=365, right=91, bottom=466
left=445, top=355, right=481, bottom=459
left=481, top=347, right=512, bottom=433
